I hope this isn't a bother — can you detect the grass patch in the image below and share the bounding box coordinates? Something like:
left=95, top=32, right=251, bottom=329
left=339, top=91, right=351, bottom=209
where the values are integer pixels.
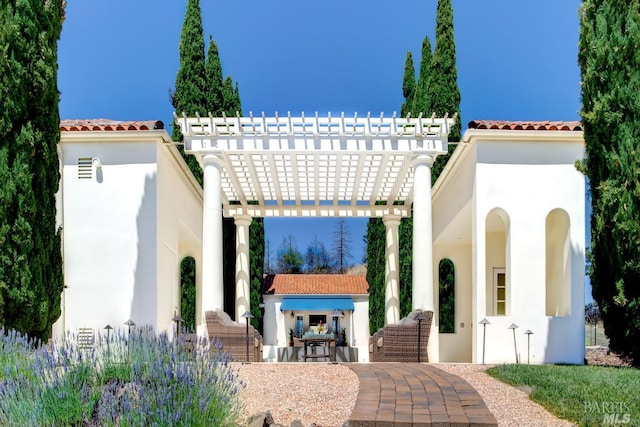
left=487, top=364, right=640, bottom=426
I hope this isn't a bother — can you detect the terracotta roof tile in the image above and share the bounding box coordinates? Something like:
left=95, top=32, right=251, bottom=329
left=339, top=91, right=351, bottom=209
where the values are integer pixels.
left=468, top=120, right=582, bottom=131
left=264, top=274, right=368, bottom=295
left=60, top=119, right=164, bottom=132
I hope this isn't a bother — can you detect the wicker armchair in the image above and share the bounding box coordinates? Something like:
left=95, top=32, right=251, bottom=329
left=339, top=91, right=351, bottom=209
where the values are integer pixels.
left=205, top=310, right=263, bottom=362
left=368, top=310, right=433, bottom=362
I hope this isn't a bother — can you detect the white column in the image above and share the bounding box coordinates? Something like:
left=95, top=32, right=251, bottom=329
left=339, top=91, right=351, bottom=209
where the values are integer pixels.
left=383, top=215, right=401, bottom=325
left=200, top=154, right=224, bottom=333
left=234, top=214, right=252, bottom=322
left=412, top=155, right=435, bottom=312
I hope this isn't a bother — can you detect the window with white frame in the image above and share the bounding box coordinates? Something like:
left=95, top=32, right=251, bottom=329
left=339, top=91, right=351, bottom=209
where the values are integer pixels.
left=494, top=268, right=506, bottom=316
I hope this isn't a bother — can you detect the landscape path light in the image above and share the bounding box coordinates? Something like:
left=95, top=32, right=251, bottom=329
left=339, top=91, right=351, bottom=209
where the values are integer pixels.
left=479, top=318, right=490, bottom=364
left=103, top=324, right=113, bottom=355
left=508, top=323, right=519, bottom=363
left=172, top=312, right=183, bottom=339
left=241, top=311, right=255, bottom=363
left=524, top=329, right=534, bottom=364
left=415, top=311, right=425, bottom=363
left=124, top=319, right=136, bottom=361
left=103, top=324, right=113, bottom=341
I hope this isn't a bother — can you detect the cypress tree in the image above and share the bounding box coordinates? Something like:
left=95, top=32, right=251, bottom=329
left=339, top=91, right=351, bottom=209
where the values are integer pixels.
left=429, top=0, right=462, bottom=183
left=579, top=0, right=640, bottom=366
left=0, top=0, right=65, bottom=340
left=222, top=76, right=242, bottom=116
left=171, top=0, right=206, bottom=185
left=367, top=0, right=463, bottom=329
left=400, top=52, right=416, bottom=117
left=411, top=36, right=433, bottom=117
left=249, top=212, right=264, bottom=332
left=205, top=35, right=224, bottom=116
left=173, top=0, right=206, bottom=328
left=366, top=218, right=385, bottom=333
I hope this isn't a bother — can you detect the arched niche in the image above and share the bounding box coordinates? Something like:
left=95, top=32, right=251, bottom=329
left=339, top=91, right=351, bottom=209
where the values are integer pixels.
left=485, top=208, right=510, bottom=316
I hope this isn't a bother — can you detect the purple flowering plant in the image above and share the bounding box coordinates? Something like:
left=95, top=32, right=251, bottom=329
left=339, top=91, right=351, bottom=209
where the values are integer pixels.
left=0, top=326, right=244, bottom=426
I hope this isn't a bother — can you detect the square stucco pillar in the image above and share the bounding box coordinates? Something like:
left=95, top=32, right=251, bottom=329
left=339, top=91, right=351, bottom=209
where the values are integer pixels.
left=200, top=154, right=224, bottom=334
left=234, top=214, right=252, bottom=322
left=383, top=215, right=401, bottom=325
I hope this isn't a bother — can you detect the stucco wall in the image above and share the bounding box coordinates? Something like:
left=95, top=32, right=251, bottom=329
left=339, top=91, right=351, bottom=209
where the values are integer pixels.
left=53, top=132, right=202, bottom=339
left=472, top=138, right=585, bottom=364
left=435, top=245, right=472, bottom=363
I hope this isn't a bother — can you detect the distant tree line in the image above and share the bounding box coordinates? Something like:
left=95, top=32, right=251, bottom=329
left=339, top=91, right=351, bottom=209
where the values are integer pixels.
left=266, top=220, right=355, bottom=274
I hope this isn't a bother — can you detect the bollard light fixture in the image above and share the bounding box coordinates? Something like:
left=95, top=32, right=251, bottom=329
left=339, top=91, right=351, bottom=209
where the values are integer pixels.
left=241, top=311, right=255, bottom=363
left=415, top=312, right=425, bottom=363
left=172, top=312, right=183, bottom=339
left=524, top=329, right=534, bottom=364
left=103, top=324, right=113, bottom=339
left=508, top=323, right=519, bottom=363
left=479, top=318, right=490, bottom=364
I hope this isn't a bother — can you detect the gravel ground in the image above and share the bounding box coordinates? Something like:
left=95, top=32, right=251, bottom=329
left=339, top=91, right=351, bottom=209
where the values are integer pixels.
left=236, top=363, right=359, bottom=427
left=235, top=348, right=626, bottom=426
left=236, top=362, right=579, bottom=427
left=435, top=364, right=574, bottom=427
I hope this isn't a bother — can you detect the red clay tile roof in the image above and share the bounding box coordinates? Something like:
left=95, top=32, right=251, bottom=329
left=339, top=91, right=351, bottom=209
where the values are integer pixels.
left=264, top=274, right=369, bottom=295
left=468, top=120, right=582, bottom=131
left=60, top=119, right=164, bottom=132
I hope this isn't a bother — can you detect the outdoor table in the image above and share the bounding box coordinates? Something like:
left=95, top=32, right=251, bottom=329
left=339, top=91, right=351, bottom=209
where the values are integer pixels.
left=301, top=333, right=335, bottom=362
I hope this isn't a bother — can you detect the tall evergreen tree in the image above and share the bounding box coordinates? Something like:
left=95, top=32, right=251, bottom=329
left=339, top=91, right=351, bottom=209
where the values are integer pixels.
left=400, top=52, right=416, bottom=117
left=367, top=0, right=462, bottom=330
left=367, top=218, right=385, bottom=333
left=429, top=0, right=462, bottom=183
left=579, top=0, right=640, bottom=366
left=204, top=35, right=224, bottom=116
left=249, top=213, right=264, bottom=332
left=173, top=0, right=206, bottom=327
left=0, top=0, right=65, bottom=340
left=173, top=1, right=263, bottom=328
left=171, top=0, right=206, bottom=186
left=398, top=217, right=413, bottom=318
left=411, top=36, right=433, bottom=116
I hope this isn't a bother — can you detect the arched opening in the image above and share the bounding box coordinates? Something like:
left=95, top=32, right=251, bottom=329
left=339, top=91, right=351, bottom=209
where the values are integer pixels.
left=545, top=209, right=571, bottom=316
left=439, top=258, right=455, bottom=333
left=180, top=256, right=197, bottom=332
left=485, top=208, right=510, bottom=316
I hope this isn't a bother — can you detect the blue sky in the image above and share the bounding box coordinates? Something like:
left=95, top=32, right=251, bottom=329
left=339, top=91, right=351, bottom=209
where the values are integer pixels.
left=58, top=0, right=584, bottom=278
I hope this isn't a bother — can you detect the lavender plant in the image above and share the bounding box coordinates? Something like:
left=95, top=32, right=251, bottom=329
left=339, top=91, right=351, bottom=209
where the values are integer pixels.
left=0, top=326, right=243, bottom=426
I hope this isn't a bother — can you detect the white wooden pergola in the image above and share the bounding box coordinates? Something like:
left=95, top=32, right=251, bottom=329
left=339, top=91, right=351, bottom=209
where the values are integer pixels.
left=176, top=112, right=456, bottom=332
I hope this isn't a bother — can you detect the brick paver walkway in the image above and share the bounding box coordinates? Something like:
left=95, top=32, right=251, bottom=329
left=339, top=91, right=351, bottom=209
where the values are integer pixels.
left=347, top=363, right=498, bottom=427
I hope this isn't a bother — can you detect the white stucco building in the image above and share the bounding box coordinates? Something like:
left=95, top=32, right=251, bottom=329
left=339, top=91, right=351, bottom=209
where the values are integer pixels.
left=432, top=120, right=585, bottom=364
left=261, top=274, right=369, bottom=362
left=53, top=116, right=585, bottom=365
left=53, top=120, right=203, bottom=337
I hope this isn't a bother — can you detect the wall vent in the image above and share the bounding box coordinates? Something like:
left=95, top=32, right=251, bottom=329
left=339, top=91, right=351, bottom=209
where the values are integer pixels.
left=78, top=158, right=93, bottom=179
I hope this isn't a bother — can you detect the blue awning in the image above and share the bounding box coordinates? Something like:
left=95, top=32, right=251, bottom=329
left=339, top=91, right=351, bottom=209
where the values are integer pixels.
left=280, top=297, right=354, bottom=312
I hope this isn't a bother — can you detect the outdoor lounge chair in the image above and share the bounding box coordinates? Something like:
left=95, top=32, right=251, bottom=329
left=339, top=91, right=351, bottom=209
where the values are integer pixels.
left=205, top=310, right=263, bottom=362
left=368, top=309, right=433, bottom=362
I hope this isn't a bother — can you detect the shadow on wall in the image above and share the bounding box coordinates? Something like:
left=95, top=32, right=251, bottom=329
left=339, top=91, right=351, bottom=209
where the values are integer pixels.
left=130, top=172, right=158, bottom=328
left=543, top=240, right=584, bottom=364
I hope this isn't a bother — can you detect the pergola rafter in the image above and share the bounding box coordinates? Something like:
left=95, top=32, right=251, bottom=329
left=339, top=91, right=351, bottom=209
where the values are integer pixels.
left=176, top=112, right=455, bottom=218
